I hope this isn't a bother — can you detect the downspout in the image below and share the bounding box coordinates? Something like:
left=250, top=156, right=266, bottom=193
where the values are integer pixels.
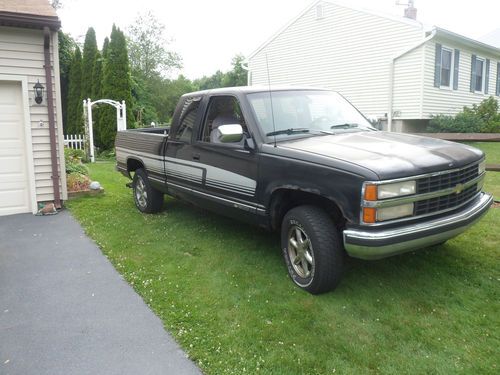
left=43, top=26, right=61, bottom=208
left=388, top=28, right=437, bottom=132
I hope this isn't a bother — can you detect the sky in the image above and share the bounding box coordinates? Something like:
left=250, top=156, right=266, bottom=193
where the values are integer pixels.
left=57, top=0, right=500, bottom=80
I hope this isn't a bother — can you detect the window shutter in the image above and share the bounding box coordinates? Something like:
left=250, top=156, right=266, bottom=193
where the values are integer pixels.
left=496, top=62, right=500, bottom=96
left=470, top=55, right=477, bottom=92
left=453, top=49, right=460, bottom=90
left=485, top=59, right=490, bottom=94
left=434, top=43, right=442, bottom=87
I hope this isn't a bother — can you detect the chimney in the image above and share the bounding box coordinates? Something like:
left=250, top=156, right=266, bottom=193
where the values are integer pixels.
left=404, top=0, right=417, bottom=20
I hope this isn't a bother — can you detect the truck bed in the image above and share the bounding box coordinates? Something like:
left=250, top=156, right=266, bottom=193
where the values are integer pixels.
left=115, top=128, right=169, bottom=180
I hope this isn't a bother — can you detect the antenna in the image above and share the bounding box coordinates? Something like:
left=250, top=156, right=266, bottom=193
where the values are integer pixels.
left=265, top=53, right=277, bottom=147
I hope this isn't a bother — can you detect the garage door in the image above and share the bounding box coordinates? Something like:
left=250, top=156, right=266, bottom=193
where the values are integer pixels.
left=0, top=81, right=32, bottom=216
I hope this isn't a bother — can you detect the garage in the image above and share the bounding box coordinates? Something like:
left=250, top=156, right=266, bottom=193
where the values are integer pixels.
left=0, top=81, right=33, bottom=215
left=0, top=0, right=67, bottom=217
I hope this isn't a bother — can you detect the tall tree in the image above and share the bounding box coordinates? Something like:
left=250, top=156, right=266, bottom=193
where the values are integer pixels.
left=66, top=46, right=83, bottom=134
left=222, top=54, right=247, bottom=87
left=58, top=31, right=76, bottom=133
left=81, top=27, right=98, bottom=99
left=127, top=11, right=182, bottom=79
left=91, top=50, right=104, bottom=147
left=102, top=37, right=109, bottom=59
left=100, top=25, right=133, bottom=149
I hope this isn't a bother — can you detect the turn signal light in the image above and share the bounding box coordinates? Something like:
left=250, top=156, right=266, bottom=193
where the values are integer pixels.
left=363, top=207, right=376, bottom=223
left=364, top=184, right=378, bottom=201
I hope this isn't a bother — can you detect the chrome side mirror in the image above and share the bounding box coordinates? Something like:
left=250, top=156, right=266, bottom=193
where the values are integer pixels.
left=217, top=124, right=243, bottom=143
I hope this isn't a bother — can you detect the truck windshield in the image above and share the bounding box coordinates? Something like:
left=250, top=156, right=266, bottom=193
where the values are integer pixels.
left=246, top=90, right=375, bottom=141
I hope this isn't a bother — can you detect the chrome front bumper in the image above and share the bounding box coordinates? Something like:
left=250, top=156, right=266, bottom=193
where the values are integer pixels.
left=343, top=192, right=493, bottom=260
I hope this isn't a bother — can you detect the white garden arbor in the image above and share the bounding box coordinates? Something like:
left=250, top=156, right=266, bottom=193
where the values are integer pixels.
left=83, top=98, right=127, bottom=162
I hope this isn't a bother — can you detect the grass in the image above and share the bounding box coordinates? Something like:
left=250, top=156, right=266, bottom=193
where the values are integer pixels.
left=67, top=146, right=499, bottom=375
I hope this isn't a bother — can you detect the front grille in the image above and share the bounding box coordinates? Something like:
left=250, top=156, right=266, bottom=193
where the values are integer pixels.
left=414, top=185, right=478, bottom=216
left=417, top=164, right=479, bottom=194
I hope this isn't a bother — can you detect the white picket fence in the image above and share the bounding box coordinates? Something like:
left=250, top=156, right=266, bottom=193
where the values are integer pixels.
left=64, top=134, right=85, bottom=150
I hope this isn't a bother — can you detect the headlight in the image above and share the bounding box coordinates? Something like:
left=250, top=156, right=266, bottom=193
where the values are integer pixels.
left=364, top=181, right=416, bottom=200
left=376, top=203, right=414, bottom=221
left=478, top=160, right=486, bottom=175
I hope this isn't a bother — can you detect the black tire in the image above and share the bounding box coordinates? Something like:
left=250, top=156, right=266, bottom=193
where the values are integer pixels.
left=132, top=168, right=164, bottom=213
left=281, top=205, right=344, bottom=294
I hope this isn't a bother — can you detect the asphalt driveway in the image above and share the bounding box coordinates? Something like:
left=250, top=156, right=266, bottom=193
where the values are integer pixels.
left=0, top=211, right=202, bottom=375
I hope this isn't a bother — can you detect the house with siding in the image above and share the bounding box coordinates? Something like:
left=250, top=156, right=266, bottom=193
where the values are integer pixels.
left=247, top=0, right=500, bottom=133
left=0, top=0, right=66, bottom=216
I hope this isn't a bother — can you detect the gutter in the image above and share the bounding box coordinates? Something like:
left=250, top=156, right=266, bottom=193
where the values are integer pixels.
left=43, top=26, right=61, bottom=208
left=388, top=28, right=436, bottom=132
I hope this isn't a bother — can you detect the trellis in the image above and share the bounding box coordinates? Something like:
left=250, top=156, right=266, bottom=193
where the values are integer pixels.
left=83, top=98, right=127, bottom=162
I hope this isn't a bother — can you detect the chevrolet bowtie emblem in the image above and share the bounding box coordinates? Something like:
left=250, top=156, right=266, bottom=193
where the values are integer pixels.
left=454, top=183, right=464, bottom=194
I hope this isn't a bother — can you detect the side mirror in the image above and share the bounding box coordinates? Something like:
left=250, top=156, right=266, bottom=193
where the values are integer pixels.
left=217, top=124, right=243, bottom=143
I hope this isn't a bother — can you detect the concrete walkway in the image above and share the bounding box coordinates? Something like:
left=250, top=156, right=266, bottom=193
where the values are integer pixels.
left=0, top=211, right=202, bottom=375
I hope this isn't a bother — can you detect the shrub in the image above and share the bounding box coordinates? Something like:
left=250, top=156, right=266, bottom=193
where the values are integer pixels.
left=428, top=96, right=500, bottom=133
left=64, top=148, right=89, bottom=176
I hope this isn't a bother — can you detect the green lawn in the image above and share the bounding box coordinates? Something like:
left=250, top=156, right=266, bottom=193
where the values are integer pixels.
left=463, top=142, right=500, bottom=199
left=67, top=155, right=499, bottom=374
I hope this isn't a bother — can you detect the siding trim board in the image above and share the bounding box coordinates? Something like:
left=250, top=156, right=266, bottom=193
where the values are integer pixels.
left=497, top=62, right=500, bottom=96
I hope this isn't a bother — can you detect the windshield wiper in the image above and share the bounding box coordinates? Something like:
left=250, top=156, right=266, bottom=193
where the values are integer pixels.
left=330, top=123, right=359, bottom=129
left=266, top=128, right=310, bottom=136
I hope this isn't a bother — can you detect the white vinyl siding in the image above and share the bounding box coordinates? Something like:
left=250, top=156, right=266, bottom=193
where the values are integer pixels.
left=422, top=40, right=499, bottom=117
left=248, top=1, right=423, bottom=119
left=392, top=44, right=425, bottom=119
left=0, top=26, right=66, bottom=204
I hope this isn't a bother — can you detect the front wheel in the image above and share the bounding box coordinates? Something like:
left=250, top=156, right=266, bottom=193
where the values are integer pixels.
left=132, top=168, right=164, bottom=213
left=281, top=205, right=344, bottom=294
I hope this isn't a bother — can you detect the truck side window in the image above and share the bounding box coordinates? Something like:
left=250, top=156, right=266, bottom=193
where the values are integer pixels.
left=200, top=96, right=247, bottom=144
left=173, top=97, right=201, bottom=143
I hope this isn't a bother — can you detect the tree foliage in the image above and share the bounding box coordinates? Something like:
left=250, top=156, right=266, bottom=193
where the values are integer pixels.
left=99, top=25, right=134, bottom=149
left=127, top=11, right=182, bottom=79
left=66, top=46, right=83, bottom=134
left=194, top=54, right=247, bottom=90
left=81, top=27, right=98, bottom=99
left=58, top=31, right=76, bottom=133
left=428, top=97, right=500, bottom=133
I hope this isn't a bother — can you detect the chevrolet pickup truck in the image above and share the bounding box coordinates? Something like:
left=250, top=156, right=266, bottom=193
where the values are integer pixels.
left=116, top=86, right=492, bottom=294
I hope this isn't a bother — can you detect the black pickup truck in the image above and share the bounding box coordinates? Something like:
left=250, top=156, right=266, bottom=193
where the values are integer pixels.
left=116, top=86, right=492, bottom=294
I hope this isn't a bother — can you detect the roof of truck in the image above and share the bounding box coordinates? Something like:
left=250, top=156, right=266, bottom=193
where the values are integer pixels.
left=182, top=85, right=332, bottom=97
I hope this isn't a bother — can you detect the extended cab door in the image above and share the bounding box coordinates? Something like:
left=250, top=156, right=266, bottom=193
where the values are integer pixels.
left=166, top=94, right=263, bottom=219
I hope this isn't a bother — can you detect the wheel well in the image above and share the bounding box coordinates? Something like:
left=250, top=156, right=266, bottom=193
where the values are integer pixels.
left=127, top=158, right=144, bottom=174
left=269, top=189, right=345, bottom=231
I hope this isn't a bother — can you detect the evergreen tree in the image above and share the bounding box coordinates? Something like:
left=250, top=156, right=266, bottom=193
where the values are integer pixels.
left=100, top=25, right=133, bottom=149
left=58, top=31, right=76, bottom=133
left=102, top=37, right=109, bottom=58
left=91, top=50, right=104, bottom=147
left=81, top=27, right=98, bottom=99
left=66, top=46, right=83, bottom=134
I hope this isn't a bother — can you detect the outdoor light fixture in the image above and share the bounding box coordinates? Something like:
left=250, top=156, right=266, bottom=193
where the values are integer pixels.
left=33, top=80, right=44, bottom=104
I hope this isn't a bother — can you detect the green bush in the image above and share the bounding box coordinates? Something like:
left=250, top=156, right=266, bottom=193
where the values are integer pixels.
left=428, top=96, right=500, bottom=133
left=64, top=148, right=89, bottom=176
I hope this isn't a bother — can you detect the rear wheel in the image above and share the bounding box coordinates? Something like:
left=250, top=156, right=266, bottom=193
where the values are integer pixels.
left=281, top=205, right=344, bottom=294
left=132, top=168, right=164, bottom=213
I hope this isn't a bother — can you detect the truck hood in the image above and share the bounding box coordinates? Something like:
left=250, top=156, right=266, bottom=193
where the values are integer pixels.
left=277, top=131, right=483, bottom=180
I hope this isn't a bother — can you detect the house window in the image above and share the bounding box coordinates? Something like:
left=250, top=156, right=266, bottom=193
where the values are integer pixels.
left=440, top=47, right=453, bottom=88
left=474, top=57, right=485, bottom=92
left=434, top=43, right=459, bottom=90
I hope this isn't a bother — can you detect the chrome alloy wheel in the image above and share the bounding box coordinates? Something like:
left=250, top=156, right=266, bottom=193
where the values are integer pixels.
left=287, top=225, right=314, bottom=278
left=135, top=175, right=148, bottom=209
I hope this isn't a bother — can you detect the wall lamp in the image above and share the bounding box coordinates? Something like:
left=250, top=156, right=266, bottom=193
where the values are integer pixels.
left=34, top=80, right=44, bottom=104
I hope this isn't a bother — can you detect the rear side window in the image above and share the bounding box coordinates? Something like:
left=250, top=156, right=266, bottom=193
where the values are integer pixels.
left=172, top=97, right=201, bottom=143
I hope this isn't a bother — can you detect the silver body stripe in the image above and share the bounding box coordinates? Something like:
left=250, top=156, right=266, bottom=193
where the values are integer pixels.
left=116, top=147, right=257, bottom=197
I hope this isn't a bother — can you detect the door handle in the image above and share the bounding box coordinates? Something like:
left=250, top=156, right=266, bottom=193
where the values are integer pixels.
left=192, top=153, right=200, bottom=161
